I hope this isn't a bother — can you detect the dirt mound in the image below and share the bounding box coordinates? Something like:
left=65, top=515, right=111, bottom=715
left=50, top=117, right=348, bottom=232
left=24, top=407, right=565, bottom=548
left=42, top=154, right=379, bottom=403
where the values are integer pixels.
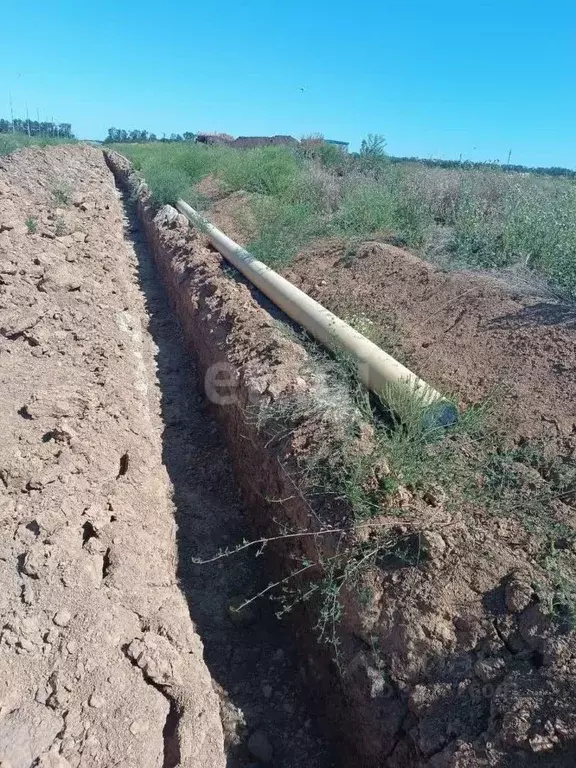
left=205, top=192, right=576, bottom=451
left=0, top=145, right=225, bottom=767
left=286, top=239, right=576, bottom=452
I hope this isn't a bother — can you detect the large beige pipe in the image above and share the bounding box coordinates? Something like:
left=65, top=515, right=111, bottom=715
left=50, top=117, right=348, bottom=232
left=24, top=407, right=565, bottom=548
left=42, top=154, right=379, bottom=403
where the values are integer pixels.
left=177, top=199, right=450, bottom=414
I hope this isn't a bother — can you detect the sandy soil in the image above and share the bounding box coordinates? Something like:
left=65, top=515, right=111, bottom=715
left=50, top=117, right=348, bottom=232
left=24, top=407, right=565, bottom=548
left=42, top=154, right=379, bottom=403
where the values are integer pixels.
left=0, top=145, right=227, bottom=767
left=0, top=145, right=333, bottom=768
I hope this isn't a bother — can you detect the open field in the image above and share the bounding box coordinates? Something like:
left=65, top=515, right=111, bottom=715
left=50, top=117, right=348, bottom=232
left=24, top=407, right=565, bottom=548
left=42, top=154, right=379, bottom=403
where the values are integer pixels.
left=0, top=140, right=575, bottom=767
left=0, top=132, right=76, bottom=157
left=114, top=140, right=576, bottom=298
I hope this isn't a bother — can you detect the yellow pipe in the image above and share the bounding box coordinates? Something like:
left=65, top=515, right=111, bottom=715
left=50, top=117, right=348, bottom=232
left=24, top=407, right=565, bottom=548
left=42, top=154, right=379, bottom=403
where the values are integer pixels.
left=176, top=199, right=450, bottom=414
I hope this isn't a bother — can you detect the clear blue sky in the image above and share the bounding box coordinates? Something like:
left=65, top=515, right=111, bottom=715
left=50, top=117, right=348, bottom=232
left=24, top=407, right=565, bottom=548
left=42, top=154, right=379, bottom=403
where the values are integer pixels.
left=2, top=0, right=575, bottom=168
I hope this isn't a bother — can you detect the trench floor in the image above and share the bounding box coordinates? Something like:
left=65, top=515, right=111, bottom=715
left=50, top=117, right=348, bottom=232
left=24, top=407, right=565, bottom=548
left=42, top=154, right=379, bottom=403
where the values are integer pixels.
left=119, top=186, right=334, bottom=768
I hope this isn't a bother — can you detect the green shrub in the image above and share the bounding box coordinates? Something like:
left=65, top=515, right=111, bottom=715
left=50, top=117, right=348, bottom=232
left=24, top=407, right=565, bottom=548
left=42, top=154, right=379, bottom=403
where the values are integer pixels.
left=119, top=142, right=222, bottom=183
left=115, top=139, right=576, bottom=296
left=333, top=180, right=428, bottom=246
left=451, top=175, right=576, bottom=295
left=218, top=146, right=301, bottom=198
left=176, top=144, right=222, bottom=183
left=248, top=197, right=325, bottom=268
left=0, top=134, right=20, bottom=156
left=51, top=181, right=73, bottom=206
left=54, top=216, right=67, bottom=236
left=357, top=133, right=389, bottom=175
left=142, top=158, right=190, bottom=205
left=299, top=136, right=348, bottom=170
left=0, top=132, right=76, bottom=157
left=121, top=142, right=302, bottom=203
left=283, top=165, right=342, bottom=213
left=503, top=184, right=576, bottom=295
left=313, top=143, right=348, bottom=169
left=360, top=133, right=387, bottom=158
left=334, top=183, right=395, bottom=234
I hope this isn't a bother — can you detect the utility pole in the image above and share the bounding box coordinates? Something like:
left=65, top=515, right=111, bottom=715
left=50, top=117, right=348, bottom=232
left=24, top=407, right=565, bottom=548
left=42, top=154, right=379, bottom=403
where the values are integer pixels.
left=25, top=104, right=31, bottom=136
left=9, top=91, right=15, bottom=132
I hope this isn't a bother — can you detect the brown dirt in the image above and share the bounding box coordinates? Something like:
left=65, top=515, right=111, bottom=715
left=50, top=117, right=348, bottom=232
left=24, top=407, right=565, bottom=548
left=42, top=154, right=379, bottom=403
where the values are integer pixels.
left=0, top=146, right=332, bottom=768
left=206, top=196, right=576, bottom=451
left=196, top=178, right=257, bottom=246
left=108, top=153, right=576, bottom=768
left=193, top=175, right=228, bottom=203
left=284, top=239, right=576, bottom=452
left=204, top=184, right=257, bottom=245
left=120, top=189, right=333, bottom=768
left=0, top=145, right=225, bottom=767
left=0, top=145, right=233, bottom=767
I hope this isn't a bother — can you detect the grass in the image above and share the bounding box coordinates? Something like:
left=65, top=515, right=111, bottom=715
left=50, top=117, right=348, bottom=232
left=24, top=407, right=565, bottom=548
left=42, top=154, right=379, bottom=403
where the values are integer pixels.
left=285, top=370, right=574, bottom=620
left=54, top=216, right=67, bottom=236
left=440, top=170, right=576, bottom=292
left=113, top=139, right=576, bottom=298
left=333, top=178, right=428, bottom=248
left=197, top=334, right=576, bottom=659
left=220, top=145, right=301, bottom=197
left=247, top=197, right=325, bottom=267
left=51, top=181, right=73, bottom=206
left=0, top=132, right=76, bottom=157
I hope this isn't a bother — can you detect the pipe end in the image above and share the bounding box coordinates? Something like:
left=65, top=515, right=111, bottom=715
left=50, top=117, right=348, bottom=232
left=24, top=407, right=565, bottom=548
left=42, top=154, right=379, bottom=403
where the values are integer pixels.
left=421, top=400, right=459, bottom=431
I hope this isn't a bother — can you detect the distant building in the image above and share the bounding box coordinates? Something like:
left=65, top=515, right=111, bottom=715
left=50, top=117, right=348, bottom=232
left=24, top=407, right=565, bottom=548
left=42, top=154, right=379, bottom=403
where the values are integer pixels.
left=195, top=132, right=234, bottom=146
left=233, top=135, right=299, bottom=149
left=195, top=133, right=349, bottom=153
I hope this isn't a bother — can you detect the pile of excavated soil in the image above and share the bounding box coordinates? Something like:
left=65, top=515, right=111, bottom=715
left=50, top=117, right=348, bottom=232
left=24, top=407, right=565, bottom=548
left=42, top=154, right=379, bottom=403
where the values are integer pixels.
left=285, top=240, right=576, bottom=452
left=110, top=154, right=576, bottom=768
left=206, top=194, right=576, bottom=451
left=194, top=176, right=257, bottom=245
left=0, top=145, right=225, bottom=767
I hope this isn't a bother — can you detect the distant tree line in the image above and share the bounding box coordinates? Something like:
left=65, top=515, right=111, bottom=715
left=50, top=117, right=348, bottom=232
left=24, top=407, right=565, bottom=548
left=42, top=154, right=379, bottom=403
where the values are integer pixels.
left=104, top=128, right=196, bottom=143
left=101, top=126, right=575, bottom=178
left=0, top=117, right=74, bottom=138
left=389, top=155, right=576, bottom=179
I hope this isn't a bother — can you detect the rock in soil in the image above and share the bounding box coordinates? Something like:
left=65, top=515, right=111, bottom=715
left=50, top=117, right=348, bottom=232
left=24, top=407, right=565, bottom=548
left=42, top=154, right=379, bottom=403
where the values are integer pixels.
left=247, top=729, right=274, bottom=763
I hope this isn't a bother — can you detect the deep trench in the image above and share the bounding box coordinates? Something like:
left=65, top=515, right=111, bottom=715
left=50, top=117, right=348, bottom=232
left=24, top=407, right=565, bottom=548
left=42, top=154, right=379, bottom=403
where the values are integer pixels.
left=117, top=186, right=335, bottom=768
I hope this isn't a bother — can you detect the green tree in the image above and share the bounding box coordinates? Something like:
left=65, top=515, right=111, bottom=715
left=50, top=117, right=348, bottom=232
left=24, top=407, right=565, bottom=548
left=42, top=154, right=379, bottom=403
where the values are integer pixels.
left=359, top=133, right=387, bottom=158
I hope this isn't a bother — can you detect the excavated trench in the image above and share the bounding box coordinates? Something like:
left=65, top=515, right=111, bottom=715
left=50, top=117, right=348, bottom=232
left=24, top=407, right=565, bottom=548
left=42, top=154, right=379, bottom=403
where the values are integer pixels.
left=0, top=144, right=333, bottom=768
left=106, top=149, right=576, bottom=768
left=3, top=143, right=573, bottom=768
left=119, top=186, right=334, bottom=768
